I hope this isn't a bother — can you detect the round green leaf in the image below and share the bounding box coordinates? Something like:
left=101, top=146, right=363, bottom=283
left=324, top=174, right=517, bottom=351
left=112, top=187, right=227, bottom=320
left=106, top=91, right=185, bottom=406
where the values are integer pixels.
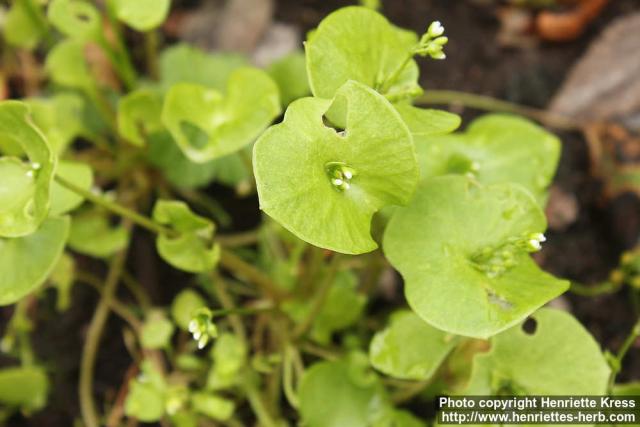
left=26, top=93, right=86, bottom=154
left=141, top=311, right=175, bottom=349
left=417, top=114, right=560, bottom=205
left=0, top=101, right=56, bottom=238
left=47, top=0, right=101, bottom=40
left=45, top=39, right=93, bottom=90
left=118, top=89, right=163, bottom=147
left=113, top=0, right=171, bottom=32
left=383, top=176, right=569, bottom=338
left=152, top=200, right=220, bottom=273
left=464, top=308, right=610, bottom=396
left=68, top=208, right=129, bottom=258
left=49, top=161, right=93, bottom=216
left=0, top=216, right=70, bottom=305
left=4, top=0, right=48, bottom=50
left=171, top=289, right=207, bottom=330
left=0, top=366, right=49, bottom=411
left=305, top=6, right=420, bottom=100
left=162, top=68, right=280, bottom=162
left=370, top=310, right=458, bottom=381
left=394, top=104, right=461, bottom=138
left=254, top=80, right=418, bottom=254
left=125, top=360, right=167, bottom=422
left=207, top=333, right=247, bottom=390
left=268, top=52, right=311, bottom=106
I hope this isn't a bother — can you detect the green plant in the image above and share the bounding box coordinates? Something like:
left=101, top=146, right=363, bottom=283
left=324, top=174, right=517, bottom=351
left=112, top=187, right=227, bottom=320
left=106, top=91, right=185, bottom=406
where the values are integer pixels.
left=0, top=2, right=637, bottom=426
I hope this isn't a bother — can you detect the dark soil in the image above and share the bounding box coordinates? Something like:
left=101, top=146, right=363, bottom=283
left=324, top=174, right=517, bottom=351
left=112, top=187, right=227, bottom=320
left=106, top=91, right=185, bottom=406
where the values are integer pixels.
left=3, top=1, right=640, bottom=426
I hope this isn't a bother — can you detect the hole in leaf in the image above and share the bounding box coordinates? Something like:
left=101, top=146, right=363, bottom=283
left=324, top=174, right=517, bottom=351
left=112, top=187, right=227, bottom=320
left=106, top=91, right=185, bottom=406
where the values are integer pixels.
left=75, top=12, right=91, bottom=23
left=322, top=115, right=346, bottom=136
left=522, top=317, right=537, bottom=335
left=180, top=121, right=209, bottom=150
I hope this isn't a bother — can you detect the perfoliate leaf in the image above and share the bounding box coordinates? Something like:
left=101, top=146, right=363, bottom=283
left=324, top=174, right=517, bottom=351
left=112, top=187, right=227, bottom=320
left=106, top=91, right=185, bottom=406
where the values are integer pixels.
left=268, top=52, right=311, bottom=106
left=25, top=93, right=86, bottom=154
left=0, top=217, right=70, bottom=306
left=254, top=80, right=418, bottom=254
left=369, top=310, right=458, bottom=381
left=171, top=289, right=207, bottom=330
left=0, top=101, right=56, bottom=238
left=68, top=208, right=129, bottom=258
left=383, top=176, right=569, bottom=338
left=125, top=361, right=167, bottom=422
left=141, top=311, right=175, bottom=350
left=117, top=89, right=163, bottom=147
left=113, top=0, right=171, bottom=32
left=0, top=366, right=49, bottom=410
left=49, top=161, right=93, bottom=216
left=152, top=200, right=220, bottom=273
left=162, top=68, right=280, bottom=162
left=464, top=308, right=610, bottom=396
left=417, top=114, right=560, bottom=205
left=4, top=0, right=47, bottom=50
left=160, top=44, right=247, bottom=92
left=45, top=39, right=93, bottom=90
left=394, top=104, right=461, bottom=138
left=305, top=6, right=421, bottom=101
left=47, top=0, right=101, bottom=40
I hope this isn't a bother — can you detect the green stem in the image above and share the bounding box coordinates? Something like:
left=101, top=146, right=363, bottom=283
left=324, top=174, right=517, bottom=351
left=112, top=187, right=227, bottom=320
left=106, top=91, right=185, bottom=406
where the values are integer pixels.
left=219, top=250, right=285, bottom=301
left=244, top=378, right=278, bottom=427
left=570, top=281, right=622, bottom=297
left=144, top=30, right=159, bottom=80
left=79, top=233, right=130, bottom=427
left=54, top=175, right=171, bottom=236
left=608, top=318, right=640, bottom=391
left=417, top=90, right=582, bottom=131
left=378, top=54, right=413, bottom=94
left=282, top=344, right=300, bottom=409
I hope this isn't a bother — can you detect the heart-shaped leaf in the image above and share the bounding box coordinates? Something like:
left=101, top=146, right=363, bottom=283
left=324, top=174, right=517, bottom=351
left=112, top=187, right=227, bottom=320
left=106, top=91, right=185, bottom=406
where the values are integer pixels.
left=369, top=310, right=458, bottom=381
left=0, top=216, right=70, bottom=305
left=0, top=366, right=49, bottom=410
left=305, top=6, right=420, bottom=101
left=162, top=68, right=280, bottom=162
left=118, top=89, right=163, bottom=147
left=417, top=114, right=560, bottom=205
left=45, top=39, right=93, bottom=90
left=68, top=208, right=129, bottom=258
left=4, top=0, right=47, bottom=50
left=0, top=101, right=56, bottom=238
left=152, top=200, right=220, bottom=273
left=254, top=80, right=418, bottom=254
left=49, top=161, right=93, bottom=216
left=464, top=308, right=610, bottom=396
left=383, top=176, right=569, bottom=338
left=47, top=0, right=101, bottom=40
left=113, top=0, right=171, bottom=32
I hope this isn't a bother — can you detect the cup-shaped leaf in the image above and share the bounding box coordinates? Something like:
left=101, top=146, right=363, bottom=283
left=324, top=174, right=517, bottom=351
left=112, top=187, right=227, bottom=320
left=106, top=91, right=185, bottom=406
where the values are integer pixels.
left=162, top=68, right=280, bottom=162
left=254, top=80, right=418, bottom=254
left=4, top=0, right=47, bottom=50
left=49, top=161, right=93, bottom=216
left=417, top=114, right=560, bottom=205
left=0, top=366, right=49, bottom=411
left=45, top=39, right=93, bottom=90
left=0, top=216, right=70, bottom=305
left=47, top=0, right=101, bottom=40
left=0, top=101, right=56, bottom=238
left=113, top=0, right=171, bottom=32
left=68, top=208, right=129, bottom=258
left=383, top=176, right=569, bottom=338
left=118, top=89, right=164, bottom=147
left=152, top=200, right=220, bottom=273
left=464, top=308, right=610, bottom=395
left=369, top=310, right=458, bottom=381
left=26, top=93, right=86, bottom=154
left=305, top=6, right=420, bottom=100
left=141, top=311, right=175, bottom=350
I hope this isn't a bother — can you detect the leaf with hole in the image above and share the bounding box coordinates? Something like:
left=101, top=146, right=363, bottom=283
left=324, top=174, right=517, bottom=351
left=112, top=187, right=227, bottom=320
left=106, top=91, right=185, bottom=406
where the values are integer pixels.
left=0, top=216, right=70, bottom=306
left=383, top=175, right=569, bottom=338
left=369, top=310, right=458, bottom=380
left=0, top=101, right=56, bottom=238
left=118, top=89, right=164, bottom=147
left=254, top=80, right=418, bottom=254
left=416, top=114, right=560, bottom=205
left=47, top=0, right=101, bottom=40
left=113, top=0, right=171, bottom=32
left=67, top=208, right=129, bottom=258
left=152, top=200, right=220, bottom=273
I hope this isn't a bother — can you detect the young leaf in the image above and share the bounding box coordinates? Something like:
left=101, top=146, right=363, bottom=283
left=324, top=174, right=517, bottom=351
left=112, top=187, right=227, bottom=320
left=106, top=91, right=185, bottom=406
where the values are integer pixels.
left=162, top=68, right=280, bottom=162
left=49, top=161, right=93, bottom=216
left=394, top=104, right=461, bottom=138
left=0, top=217, right=70, bottom=306
left=305, top=6, right=421, bottom=100
left=152, top=200, right=220, bottom=273
left=141, top=311, right=175, bottom=350
left=26, top=93, right=86, bottom=154
left=369, top=310, right=458, bottom=381
left=268, top=52, right=311, bottom=106
left=191, top=392, right=235, bottom=421
left=0, top=366, right=49, bottom=411
left=47, top=0, right=101, bottom=40
left=0, top=101, right=56, bottom=238
left=207, top=333, right=247, bottom=390
left=171, top=289, right=207, bottom=330
left=464, top=308, right=610, bottom=395
left=113, top=0, right=171, bottom=32
left=45, top=39, right=93, bottom=90
left=4, top=0, right=48, bottom=50
left=125, top=361, right=167, bottom=422
left=254, top=80, right=418, bottom=254
left=67, top=208, right=129, bottom=258
left=416, top=114, right=560, bottom=205
left=383, top=176, right=569, bottom=338
left=117, top=89, right=163, bottom=147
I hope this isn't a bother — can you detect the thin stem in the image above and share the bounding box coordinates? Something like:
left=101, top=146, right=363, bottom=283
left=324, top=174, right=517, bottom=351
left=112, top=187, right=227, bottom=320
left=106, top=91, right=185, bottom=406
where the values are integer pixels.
left=570, top=281, right=622, bottom=297
left=244, top=379, right=278, bottom=427
left=218, top=230, right=260, bottom=248
left=210, top=272, right=247, bottom=343
left=54, top=175, right=171, bottom=236
left=121, top=271, right=152, bottom=311
left=219, top=249, right=285, bottom=301
left=282, top=344, right=300, bottom=409
left=144, top=30, right=159, bottom=80
left=417, top=90, right=582, bottom=131
left=608, top=318, right=640, bottom=391
left=378, top=54, right=413, bottom=94
left=79, top=231, right=131, bottom=427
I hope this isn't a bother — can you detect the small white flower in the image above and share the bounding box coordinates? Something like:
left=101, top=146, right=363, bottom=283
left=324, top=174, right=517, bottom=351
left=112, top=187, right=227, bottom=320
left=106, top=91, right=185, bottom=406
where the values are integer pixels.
left=428, top=21, right=445, bottom=37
